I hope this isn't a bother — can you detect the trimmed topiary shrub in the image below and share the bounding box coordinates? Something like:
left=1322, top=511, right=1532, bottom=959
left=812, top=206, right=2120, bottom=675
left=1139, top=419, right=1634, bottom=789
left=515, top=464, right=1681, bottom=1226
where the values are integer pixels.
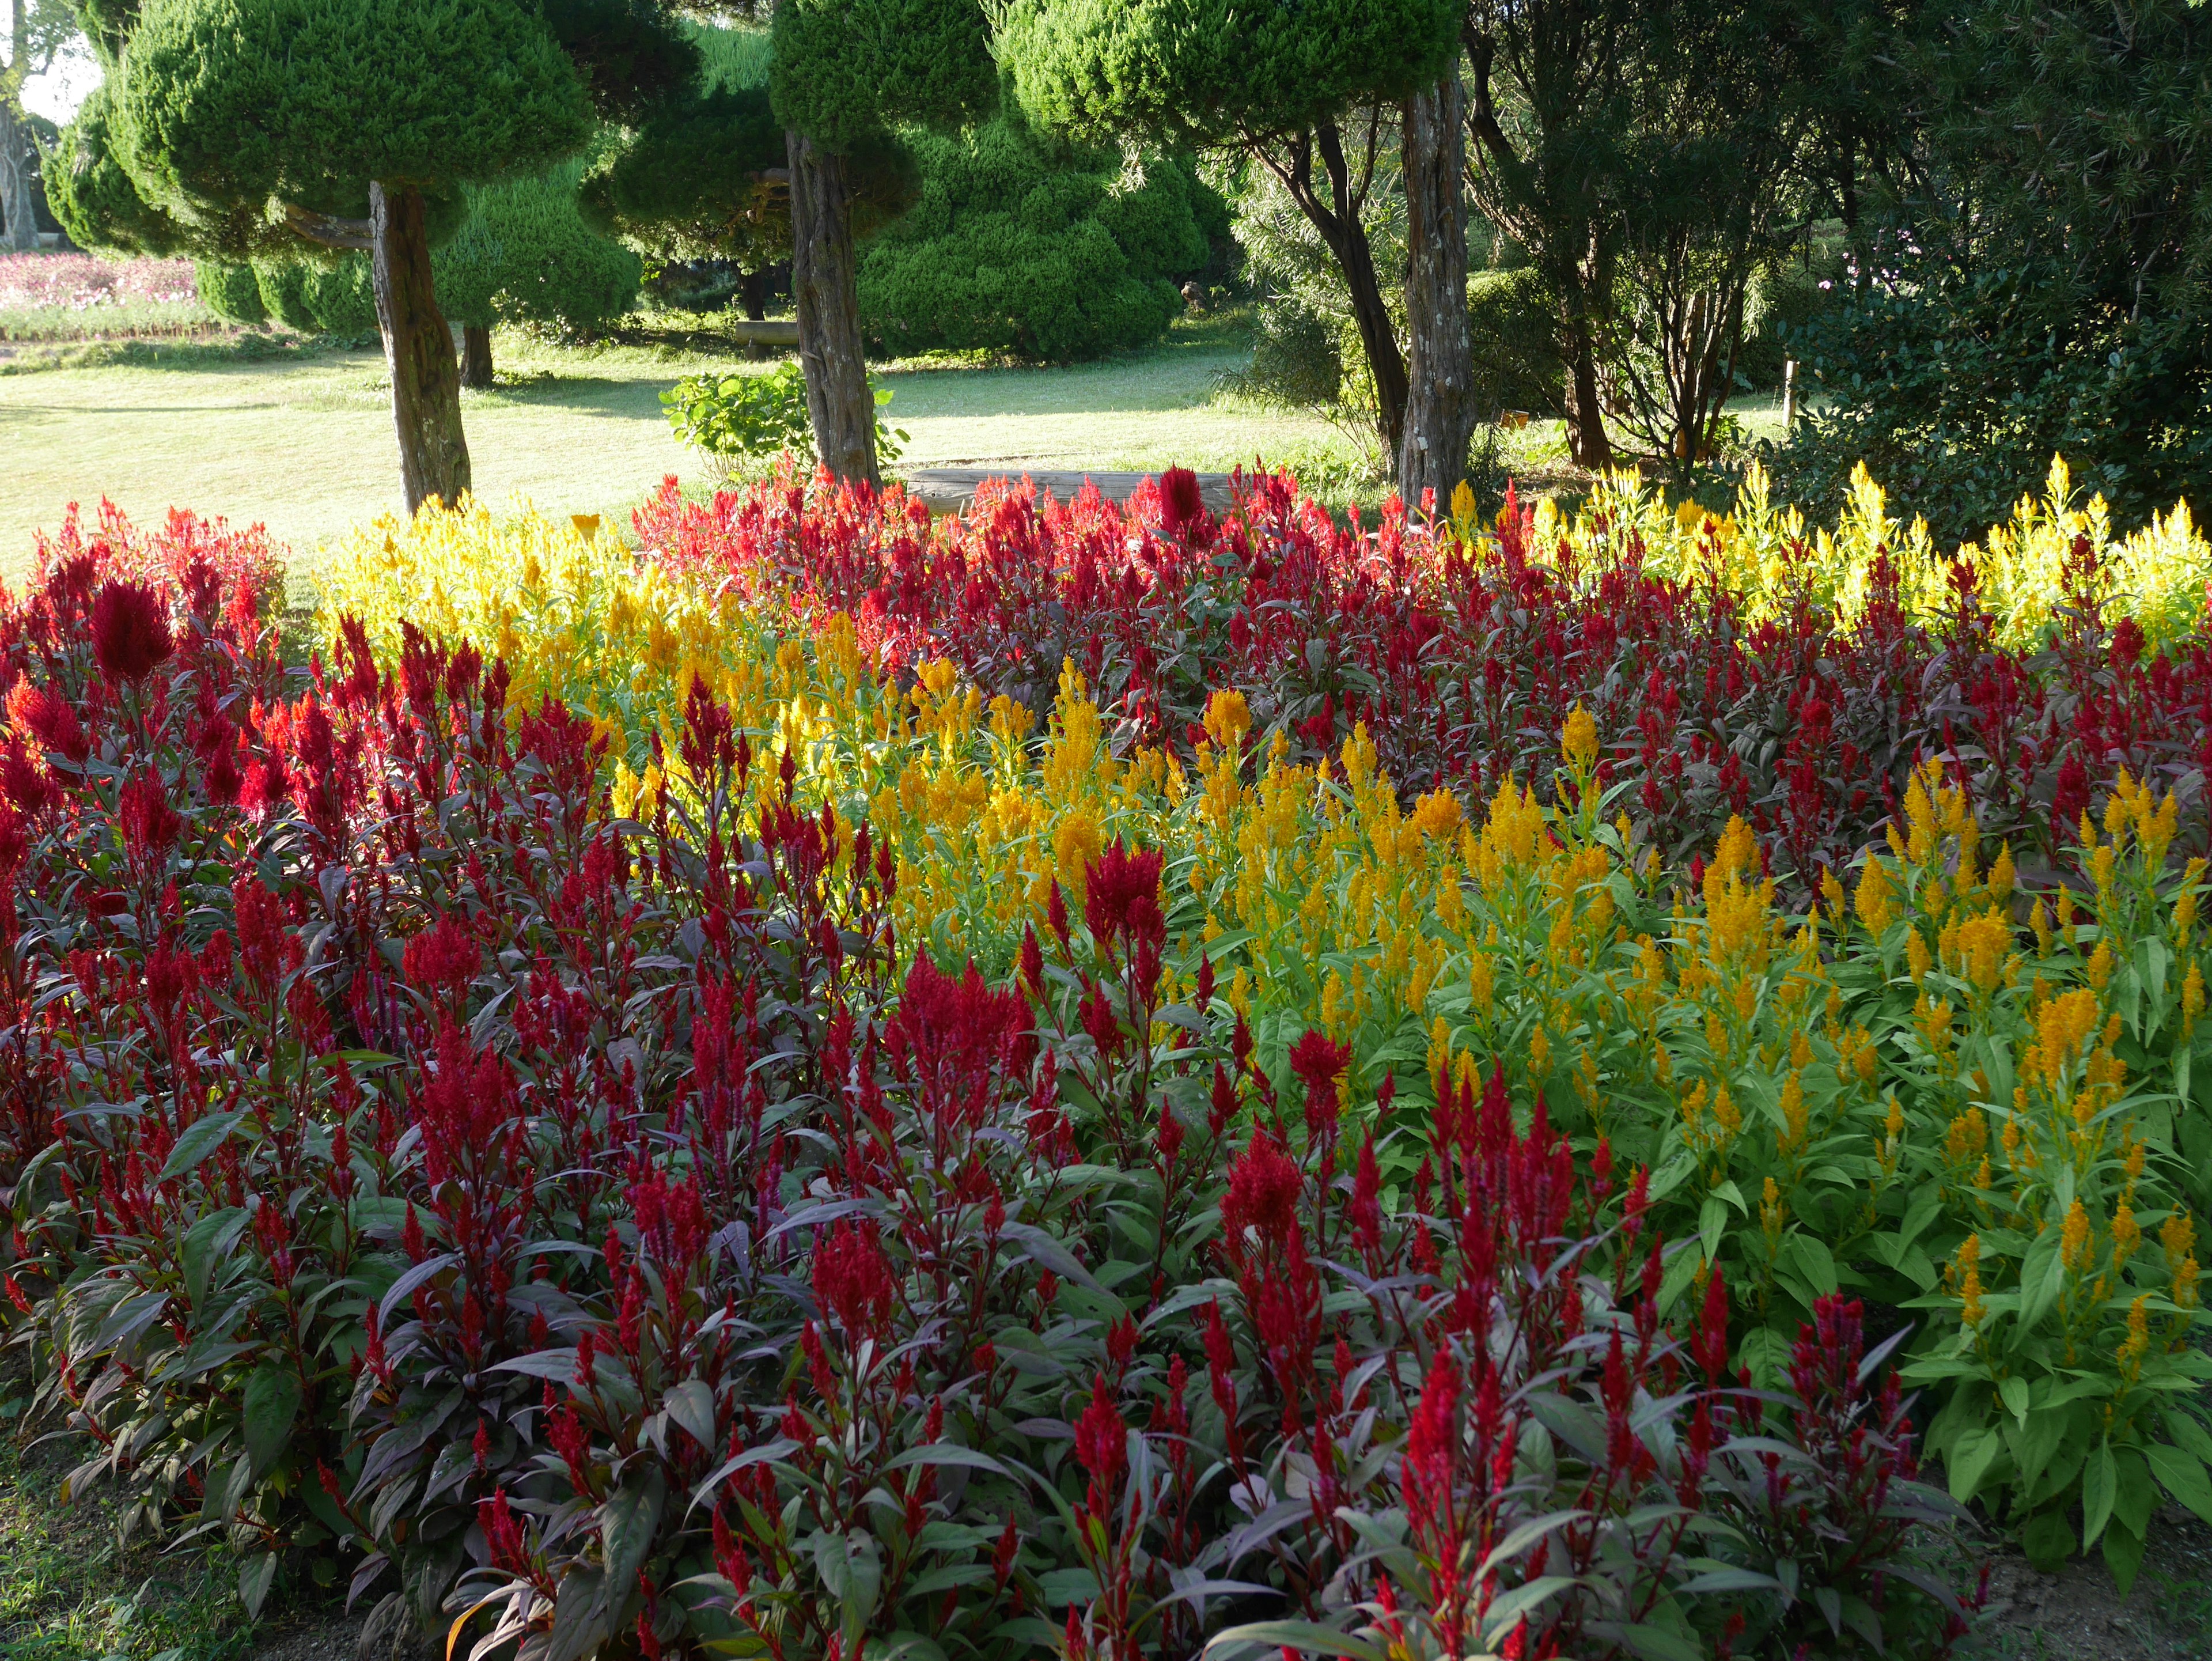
left=193, top=258, right=266, bottom=324
left=858, top=118, right=1216, bottom=361
left=438, top=157, right=642, bottom=335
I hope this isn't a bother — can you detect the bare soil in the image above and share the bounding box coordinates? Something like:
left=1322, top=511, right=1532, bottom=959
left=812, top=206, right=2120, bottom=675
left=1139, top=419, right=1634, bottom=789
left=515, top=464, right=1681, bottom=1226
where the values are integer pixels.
left=1964, top=1505, right=2212, bottom=1660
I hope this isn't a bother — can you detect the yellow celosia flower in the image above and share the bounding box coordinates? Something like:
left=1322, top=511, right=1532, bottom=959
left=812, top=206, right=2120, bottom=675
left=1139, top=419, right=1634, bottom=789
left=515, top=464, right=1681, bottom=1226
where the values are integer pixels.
left=1562, top=703, right=1599, bottom=769
left=1957, top=1234, right=1987, bottom=1327
left=1203, top=688, right=1251, bottom=751
left=1411, top=790, right=1463, bottom=839
left=2119, top=1294, right=2150, bottom=1383
left=2061, top=1200, right=2094, bottom=1273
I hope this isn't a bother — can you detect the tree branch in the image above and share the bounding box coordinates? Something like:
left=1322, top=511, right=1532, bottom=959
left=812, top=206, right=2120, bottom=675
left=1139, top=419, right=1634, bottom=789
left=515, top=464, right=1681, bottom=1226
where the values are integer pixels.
left=282, top=201, right=374, bottom=251
left=1463, top=29, right=1518, bottom=172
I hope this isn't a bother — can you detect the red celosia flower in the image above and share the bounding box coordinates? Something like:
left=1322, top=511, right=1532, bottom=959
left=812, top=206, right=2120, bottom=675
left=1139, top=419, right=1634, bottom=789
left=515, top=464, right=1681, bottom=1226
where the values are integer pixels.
left=813, top=1216, right=894, bottom=1338
left=117, top=771, right=181, bottom=864
left=1073, top=1371, right=1127, bottom=1501
left=402, top=913, right=480, bottom=1010
left=1288, top=1027, right=1349, bottom=1142
left=1221, top=1130, right=1302, bottom=1256
left=1157, top=466, right=1205, bottom=536
left=90, top=580, right=174, bottom=683
left=7, top=677, right=89, bottom=763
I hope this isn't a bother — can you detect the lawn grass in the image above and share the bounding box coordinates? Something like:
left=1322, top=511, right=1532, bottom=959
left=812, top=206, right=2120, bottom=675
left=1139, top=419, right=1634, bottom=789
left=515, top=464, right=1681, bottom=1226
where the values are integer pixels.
left=0, top=1434, right=253, bottom=1661
left=0, top=314, right=1372, bottom=587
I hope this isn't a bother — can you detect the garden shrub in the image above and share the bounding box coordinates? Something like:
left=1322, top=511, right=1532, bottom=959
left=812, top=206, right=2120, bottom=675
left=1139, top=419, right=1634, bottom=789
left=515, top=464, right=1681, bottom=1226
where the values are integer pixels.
left=858, top=118, right=1214, bottom=362
left=1466, top=266, right=1563, bottom=418
left=662, top=363, right=906, bottom=477
left=437, top=158, right=642, bottom=336
left=194, top=258, right=266, bottom=325
left=1780, top=249, right=2212, bottom=550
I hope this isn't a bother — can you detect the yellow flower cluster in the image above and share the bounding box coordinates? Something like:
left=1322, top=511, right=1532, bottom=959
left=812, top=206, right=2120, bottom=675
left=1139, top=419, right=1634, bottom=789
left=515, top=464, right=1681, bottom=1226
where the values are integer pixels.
left=1472, top=455, right=2211, bottom=652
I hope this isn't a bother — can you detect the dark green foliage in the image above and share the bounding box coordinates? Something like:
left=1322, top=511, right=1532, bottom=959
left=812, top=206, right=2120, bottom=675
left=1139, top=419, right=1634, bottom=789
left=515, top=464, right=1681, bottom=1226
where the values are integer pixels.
left=115, top=0, right=593, bottom=239
left=1782, top=0, right=2212, bottom=537
left=539, top=0, right=700, bottom=122
left=1466, top=266, right=1562, bottom=416
left=770, top=0, right=997, bottom=152
left=859, top=118, right=1212, bottom=360
left=1238, top=296, right=1343, bottom=408
left=582, top=84, right=789, bottom=266
left=241, top=162, right=642, bottom=339
left=192, top=258, right=265, bottom=323
left=41, top=81, right=190, bottom=258
left=302, top=256, right=378, bottom=334
left=997, top=0, right=1459, bottom=146
left=1779, top=252, right=2212, bottom=546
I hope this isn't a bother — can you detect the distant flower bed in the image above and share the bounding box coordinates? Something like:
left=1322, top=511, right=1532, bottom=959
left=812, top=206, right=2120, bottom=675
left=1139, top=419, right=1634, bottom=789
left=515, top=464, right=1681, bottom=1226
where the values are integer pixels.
left=0, top=252, right=199, bottom=311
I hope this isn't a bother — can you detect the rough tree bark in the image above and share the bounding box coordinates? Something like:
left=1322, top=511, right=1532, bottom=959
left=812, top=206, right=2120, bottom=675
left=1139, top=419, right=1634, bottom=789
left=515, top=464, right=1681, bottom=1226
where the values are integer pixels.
left=1399, top=72, right=1476, bottom=506
left=0, top=104, right=33, bottom=252
left=785, top=128, right=877, bottom=487
left=459, top=325, right=494, bottom=389
left=370, top=181, right=471, bottom=515
left=1562, top=320, right=1613, bottom=472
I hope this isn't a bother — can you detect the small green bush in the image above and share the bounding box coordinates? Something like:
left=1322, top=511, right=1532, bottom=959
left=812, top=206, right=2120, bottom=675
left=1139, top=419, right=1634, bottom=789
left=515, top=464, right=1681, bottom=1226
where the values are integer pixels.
left=664, top=361, right=906, bottom=469
left=1467, top=266, right=1564, bottom=417
left=193, top=259, right=266, bottom=324
left=859, top=119, right=1215, bottom=361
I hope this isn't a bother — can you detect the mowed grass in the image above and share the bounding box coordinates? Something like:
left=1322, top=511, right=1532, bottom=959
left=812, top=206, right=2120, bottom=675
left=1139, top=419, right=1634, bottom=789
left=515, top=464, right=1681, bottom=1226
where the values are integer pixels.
left=0, top=316, right=1363, bottom=587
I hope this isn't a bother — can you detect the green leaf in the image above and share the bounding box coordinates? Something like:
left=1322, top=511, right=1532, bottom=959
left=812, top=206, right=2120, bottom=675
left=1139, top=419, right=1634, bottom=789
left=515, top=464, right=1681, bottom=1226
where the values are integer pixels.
left=1787, top=1234, right=1839, bottom=1296
left=238, top=1552, right=279, bottom=1618
left=662, top=1380, right=717, bottom=1453
left=2021, top=1508, right=2075, bottom=1571
left=158, top=1111, right=243, bottom=1184
left=242, top=1366, right=301, bottom=1478
left=1698, top=1195, right=1729, bottom=1259
left=883, top=1444, right=1011, bottom=1477
left=1657, top=1242, right=1705, bottom=1315
left=1946, top=1425, right=2001, bottom=1504
left=811, top=1530, right=882, bottom=1654
left=2014, top=1225, right=2066, bottom=1340
left=601, top=1473, right=666, bottom=1602
left=2103, top=1518, right=2147, bottom=1595
left=1204, top=1621, right=1389, bottom=1661
left=1478, top=1577, right=1577, bottom=1643
left=1998, top=1374, right=2031, bottom=1427
left=2081, top=1440, right=2117, bottom=1547
left=182, top=1208, right=249, bottom=1308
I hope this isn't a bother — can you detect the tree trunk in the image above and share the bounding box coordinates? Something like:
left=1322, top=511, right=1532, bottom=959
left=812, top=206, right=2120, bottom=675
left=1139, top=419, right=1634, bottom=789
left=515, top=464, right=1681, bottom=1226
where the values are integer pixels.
left=785, top=128, right=877, bottom=487
left=1562, top=319, right=1612, bottom=472
left=739, top=268, right=768, bottom=321
left=1310, top=120, right=1408, bottom=466
left=371, top=181, right=471, bottom=516
left=459, top=324, right=494, bottom=388
left=1399, top=72, right=1476, bottom=508
left=0, top=103, right=35, bottom=253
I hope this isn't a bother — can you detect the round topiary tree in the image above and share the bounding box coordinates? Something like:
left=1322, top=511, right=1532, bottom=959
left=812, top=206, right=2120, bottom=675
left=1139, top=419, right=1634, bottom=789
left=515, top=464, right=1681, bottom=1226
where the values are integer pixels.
left=858, top=115, right=1218, bottom=361
left=434, top=158, right=644, bottom=384
left=770, top=0, right=998, bottom=485
left=49, top=0, right=696, bottom=512
left=996, top=0, right=1475, bottom=496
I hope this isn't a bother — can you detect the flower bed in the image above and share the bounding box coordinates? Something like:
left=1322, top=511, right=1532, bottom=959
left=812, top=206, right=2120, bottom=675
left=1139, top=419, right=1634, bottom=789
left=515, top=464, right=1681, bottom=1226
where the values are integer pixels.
left=7, top=461, right=2212, bottom=1659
